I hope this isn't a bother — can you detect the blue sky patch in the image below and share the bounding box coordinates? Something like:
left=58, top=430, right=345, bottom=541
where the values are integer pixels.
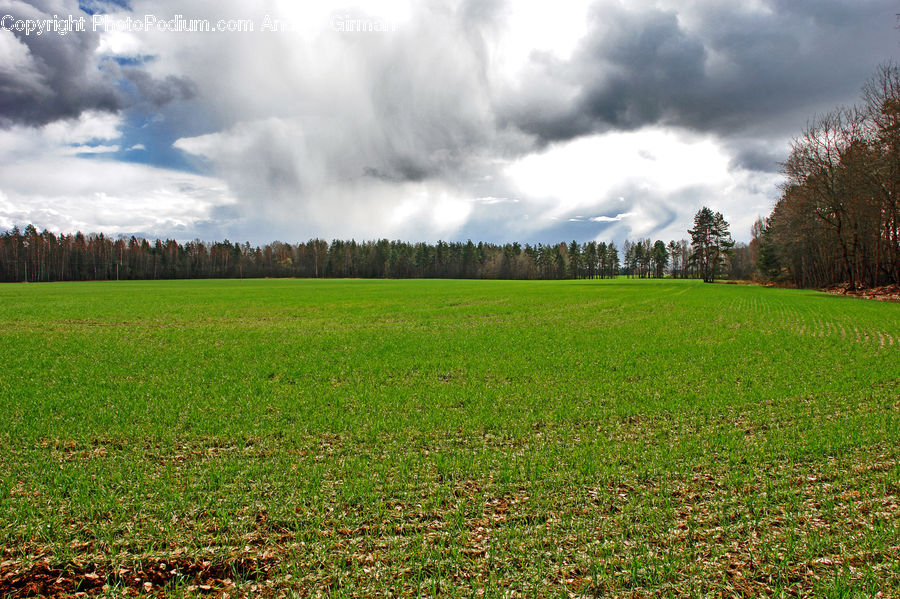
left=78, top=0, right=131, bottom=15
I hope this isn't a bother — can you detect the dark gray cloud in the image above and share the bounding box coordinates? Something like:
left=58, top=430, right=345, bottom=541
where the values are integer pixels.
left=0, top=0, right=196, bottom=128
left=0, top=0, right=121, bottom=126
left=499, top=0, right=899, bottom=164
left=728, top=138, right=790, bottom=172
left=119, top=68, right=196, bottom=109
left=576, top=9, right=708, bottom=131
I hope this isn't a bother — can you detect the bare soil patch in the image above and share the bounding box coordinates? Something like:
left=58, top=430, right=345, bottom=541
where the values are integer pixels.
left=825, top=283, right=900, bottom=302
left=0, top=556, right=276, bottom=598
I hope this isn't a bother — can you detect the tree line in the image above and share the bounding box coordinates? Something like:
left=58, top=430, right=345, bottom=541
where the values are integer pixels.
left=0, top=225, right=620, bottom=282
left=753, top=63, right=900, bottom=288
left=0, top=223, right=730, bottom=283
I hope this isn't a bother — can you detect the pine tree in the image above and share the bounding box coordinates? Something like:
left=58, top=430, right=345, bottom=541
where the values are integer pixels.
left=689, top=207, right=734, bottom=283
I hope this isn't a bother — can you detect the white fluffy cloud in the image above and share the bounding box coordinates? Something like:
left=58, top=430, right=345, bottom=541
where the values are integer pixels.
left=503, top=128, right=781, bottom=241
left=0, top=113, right=236, bottom=236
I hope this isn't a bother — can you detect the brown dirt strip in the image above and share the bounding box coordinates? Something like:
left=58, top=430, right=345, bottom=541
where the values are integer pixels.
left=825, top=284, right=900, bottom=302
left=0, top=556, right=276, bottom=598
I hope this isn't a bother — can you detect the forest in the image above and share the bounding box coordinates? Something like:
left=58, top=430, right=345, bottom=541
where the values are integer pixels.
left=753, top=63, right=900, bottom=289
left=0, top=226, right=710, bottom=282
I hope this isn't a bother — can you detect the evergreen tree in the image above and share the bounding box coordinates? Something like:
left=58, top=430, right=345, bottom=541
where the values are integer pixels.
left=689, top=207, right=734, bottom=283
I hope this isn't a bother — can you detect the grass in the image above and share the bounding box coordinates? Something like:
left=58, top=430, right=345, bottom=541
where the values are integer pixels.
left=0, top=277, right=898, bottom=597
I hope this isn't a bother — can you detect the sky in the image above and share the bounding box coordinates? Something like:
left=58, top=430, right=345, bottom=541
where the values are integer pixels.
left=0, top=0, right=897, bottom=245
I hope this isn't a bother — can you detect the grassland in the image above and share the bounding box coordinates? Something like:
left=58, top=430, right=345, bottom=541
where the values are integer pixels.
left=0, top=278, right=898, bottom=598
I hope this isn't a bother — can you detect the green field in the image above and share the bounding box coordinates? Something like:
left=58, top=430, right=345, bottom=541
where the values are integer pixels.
left=1, top=278, right=898, bottom=598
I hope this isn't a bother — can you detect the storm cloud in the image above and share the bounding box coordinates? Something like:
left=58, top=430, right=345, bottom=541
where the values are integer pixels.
left=0, top=0, right=121, bottom=126
left=500, top=1, right=898, bottom=149
left=0, top=0, right=897, bottom=243
left=0, top=0, right=196, bottom=127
